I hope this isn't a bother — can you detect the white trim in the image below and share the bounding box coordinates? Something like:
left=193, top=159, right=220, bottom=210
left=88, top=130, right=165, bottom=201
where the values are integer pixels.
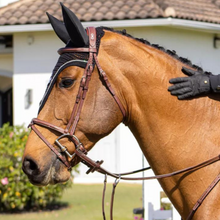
left=0, top=18, right=220, bottom=34
left=0, top=23, right=52, bottom=33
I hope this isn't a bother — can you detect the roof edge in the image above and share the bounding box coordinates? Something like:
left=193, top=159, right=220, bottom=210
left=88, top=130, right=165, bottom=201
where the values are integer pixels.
left=0, top=18, right=220, bottom=34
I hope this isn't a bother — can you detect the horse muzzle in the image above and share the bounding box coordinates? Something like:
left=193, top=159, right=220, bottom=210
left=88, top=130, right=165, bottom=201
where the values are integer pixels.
left=22, top=155, right=66, bottom=186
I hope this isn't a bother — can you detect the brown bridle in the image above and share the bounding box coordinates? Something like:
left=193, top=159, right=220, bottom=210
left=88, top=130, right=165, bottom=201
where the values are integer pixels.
left=29, top=27, right=220, bottom=220
left=29, top=27, right=126, bottom=170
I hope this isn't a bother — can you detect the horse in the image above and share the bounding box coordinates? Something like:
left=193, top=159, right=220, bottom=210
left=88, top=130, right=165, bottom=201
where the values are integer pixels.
left=22, top=3, right=220, bottom=220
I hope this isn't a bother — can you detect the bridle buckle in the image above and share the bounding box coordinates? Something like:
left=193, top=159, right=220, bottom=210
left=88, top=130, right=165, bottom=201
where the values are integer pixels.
left=55, top=134, right=80, bottom=159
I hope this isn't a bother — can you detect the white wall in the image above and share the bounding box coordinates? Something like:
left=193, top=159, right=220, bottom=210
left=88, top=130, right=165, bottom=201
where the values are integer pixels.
left=13, top=31, right=64, bottom=125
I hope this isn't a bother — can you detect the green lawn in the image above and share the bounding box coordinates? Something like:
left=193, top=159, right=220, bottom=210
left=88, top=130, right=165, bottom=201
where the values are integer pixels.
left=0, top=183, right=143, bottom=220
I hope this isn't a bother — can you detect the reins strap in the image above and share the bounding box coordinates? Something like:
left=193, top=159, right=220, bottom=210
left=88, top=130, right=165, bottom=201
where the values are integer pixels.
left=75, top=147, right=220, bottom=220
left=102, top=175, right=107, bottom=220
left=186, top=173, right=220, bottom=220
left=75, top=145, right=220, bottom=181
left=110, top=177, right=121, bottom=220
left=101, top=174, right=121, bottom=220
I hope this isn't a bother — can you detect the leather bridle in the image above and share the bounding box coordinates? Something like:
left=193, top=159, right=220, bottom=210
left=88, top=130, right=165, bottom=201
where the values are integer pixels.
left=29, top=27, right=126, bottom=170
left=28, top=27, right=220, bottom=220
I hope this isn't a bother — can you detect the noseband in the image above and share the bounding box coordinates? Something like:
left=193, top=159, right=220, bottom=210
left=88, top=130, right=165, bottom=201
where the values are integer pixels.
left=28, top=27, right=220, bottom=220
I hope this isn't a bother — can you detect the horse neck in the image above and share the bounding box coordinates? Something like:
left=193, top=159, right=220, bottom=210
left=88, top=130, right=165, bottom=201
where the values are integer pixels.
left=108, top=34, right=219, bottom=153
left=101, top=31, right=220, bottom=217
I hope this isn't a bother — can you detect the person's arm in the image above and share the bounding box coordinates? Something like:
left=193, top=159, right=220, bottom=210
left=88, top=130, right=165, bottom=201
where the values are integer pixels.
left=168, top=67, right=220, bottom=100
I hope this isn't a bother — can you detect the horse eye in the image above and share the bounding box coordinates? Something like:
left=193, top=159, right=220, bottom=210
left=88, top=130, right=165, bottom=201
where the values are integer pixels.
left=59, top=79, right=75, bottom=88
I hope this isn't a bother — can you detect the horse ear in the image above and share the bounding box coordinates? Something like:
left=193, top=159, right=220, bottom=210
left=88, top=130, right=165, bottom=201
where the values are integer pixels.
left=46, top=12, right=70, bottom=44
left=60, top=3, right=89, bottom=47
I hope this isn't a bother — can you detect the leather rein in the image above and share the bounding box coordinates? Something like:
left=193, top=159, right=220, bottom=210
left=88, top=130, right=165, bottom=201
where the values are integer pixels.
left=29, top=27, right=220, bottom=220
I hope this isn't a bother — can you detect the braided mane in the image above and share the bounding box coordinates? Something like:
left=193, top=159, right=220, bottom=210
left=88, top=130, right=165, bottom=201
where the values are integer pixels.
left=102, top=27, right=210, bottom=74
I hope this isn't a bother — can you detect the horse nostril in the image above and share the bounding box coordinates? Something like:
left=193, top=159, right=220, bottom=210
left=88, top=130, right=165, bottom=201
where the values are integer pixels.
left=23, top=157, right=40, bottom=176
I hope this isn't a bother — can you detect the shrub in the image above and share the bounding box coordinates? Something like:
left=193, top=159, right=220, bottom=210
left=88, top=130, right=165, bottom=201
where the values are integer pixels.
left=0, top=123, right=75, bottom=212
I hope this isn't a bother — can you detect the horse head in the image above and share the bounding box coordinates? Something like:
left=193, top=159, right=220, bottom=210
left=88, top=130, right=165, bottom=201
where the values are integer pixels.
left=22, top=3, right=125, bottom=186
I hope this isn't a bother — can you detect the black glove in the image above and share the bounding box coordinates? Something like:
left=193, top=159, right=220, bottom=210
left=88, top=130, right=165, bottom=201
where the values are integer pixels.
left=168, top=67, right=210, bottom=100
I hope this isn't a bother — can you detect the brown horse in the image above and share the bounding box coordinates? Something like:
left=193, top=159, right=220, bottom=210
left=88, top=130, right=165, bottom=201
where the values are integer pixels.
left=22, top=4, right=220, bottom=220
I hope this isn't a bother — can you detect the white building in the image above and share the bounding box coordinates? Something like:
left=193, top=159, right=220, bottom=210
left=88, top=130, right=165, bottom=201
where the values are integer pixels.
left=1, top=1, right=220, bottom=219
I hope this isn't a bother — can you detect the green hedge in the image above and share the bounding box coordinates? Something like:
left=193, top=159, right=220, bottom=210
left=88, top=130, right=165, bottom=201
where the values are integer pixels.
left=0, top=123, right=75, bottom=212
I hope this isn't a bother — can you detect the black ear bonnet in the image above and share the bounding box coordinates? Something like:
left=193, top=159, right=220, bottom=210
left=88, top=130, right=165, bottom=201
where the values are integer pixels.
left=39, top=4, right=105, bottom=113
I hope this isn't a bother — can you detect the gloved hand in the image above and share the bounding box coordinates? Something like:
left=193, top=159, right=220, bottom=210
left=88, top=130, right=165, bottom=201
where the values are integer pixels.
left=168, top=67, right=210, bottom=100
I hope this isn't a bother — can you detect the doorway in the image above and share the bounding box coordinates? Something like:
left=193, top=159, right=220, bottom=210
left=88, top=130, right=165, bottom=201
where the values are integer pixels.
left=0, top=88, right=13, bottom=127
